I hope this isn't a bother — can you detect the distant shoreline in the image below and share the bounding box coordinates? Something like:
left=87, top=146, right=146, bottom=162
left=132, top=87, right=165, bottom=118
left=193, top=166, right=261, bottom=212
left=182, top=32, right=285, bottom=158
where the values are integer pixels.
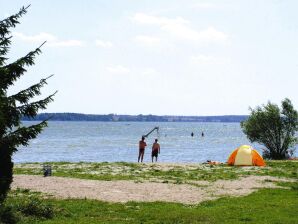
left=22, top=113, right=248, bottom=122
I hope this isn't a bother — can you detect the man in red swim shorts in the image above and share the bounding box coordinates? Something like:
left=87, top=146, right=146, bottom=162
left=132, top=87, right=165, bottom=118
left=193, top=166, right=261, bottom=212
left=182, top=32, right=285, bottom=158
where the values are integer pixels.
left=138, top=136, right=147, bottom=162
left=151, top=139, right=160, bottom=162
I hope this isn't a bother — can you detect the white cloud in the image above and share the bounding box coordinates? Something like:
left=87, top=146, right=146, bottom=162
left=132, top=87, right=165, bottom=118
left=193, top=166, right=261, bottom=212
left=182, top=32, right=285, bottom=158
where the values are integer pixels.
left=134, top=35, right=161, bottom=45
left=132, top=13, right=228, bottom=44
left=13, top=32, right=83, bottom=47
left=132, top=13, right=189, bottom=26
left=141, top=68, right=159, bottom=76
left=48, top=40, right=83, bottom=47
left=95, top=39, right=113, bottom=48
left=190, top=55, right=231, bottom=65
left=13, top=32, right=56, bottom=42
left=192, top=3, right=216, bottom=9
left=106, top=65, right=130, bottom=74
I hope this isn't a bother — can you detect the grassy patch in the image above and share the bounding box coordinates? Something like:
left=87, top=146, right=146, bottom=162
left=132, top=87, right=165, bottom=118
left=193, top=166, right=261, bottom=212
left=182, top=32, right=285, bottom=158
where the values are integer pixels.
left=260, top=161, right=298, bottom=179
left=6, top=181, right=298, bottom=224
left=14, top=161, right=298, bottom=183
left=3, top=189, right=57, bottom=224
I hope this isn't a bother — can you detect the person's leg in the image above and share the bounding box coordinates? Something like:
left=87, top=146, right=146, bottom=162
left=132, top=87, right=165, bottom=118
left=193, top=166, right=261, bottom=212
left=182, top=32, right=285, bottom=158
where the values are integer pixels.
left=138, top=150, right=141, bottom=162
left=155, top=156, right=158, bottom=162
left=152, top=156, right=153, bottom=163
left=141, top=151, right=144, bottom=162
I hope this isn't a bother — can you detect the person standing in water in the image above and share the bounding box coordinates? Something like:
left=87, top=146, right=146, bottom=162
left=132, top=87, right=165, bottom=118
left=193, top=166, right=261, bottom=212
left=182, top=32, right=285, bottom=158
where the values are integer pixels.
left=138, top=136, right=147, bottom=162
left=151, top=139, right=160, bottom=162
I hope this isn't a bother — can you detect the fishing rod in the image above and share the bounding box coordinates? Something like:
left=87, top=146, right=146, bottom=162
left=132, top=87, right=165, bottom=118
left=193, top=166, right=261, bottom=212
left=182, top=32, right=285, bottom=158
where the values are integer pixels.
left=142, top=126, right=159, bottom=138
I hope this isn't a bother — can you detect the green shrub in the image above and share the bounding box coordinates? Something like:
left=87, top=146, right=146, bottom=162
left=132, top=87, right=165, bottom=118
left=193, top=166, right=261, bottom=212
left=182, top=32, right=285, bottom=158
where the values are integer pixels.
left=16, top=197, right=54, bottom=219
left=0, top=205, right=19, bottom=224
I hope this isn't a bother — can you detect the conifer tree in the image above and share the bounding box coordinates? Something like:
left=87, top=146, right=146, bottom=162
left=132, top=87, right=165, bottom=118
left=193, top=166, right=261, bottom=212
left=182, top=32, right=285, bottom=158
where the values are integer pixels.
left=0, top=6, right=55, bottom=206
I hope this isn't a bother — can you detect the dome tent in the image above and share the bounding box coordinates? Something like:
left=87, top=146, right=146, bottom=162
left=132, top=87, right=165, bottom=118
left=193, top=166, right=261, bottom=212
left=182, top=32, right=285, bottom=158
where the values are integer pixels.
left=227, top=145, right=265, bottom=166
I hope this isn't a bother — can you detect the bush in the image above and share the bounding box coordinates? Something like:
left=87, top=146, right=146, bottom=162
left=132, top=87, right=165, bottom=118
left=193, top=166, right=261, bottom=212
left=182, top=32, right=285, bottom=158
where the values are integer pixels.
left=16, top=196, right=54, bottom=219
left=0, top=205, right=19, bottom=224
left=241, top=98, right=298, bottom=159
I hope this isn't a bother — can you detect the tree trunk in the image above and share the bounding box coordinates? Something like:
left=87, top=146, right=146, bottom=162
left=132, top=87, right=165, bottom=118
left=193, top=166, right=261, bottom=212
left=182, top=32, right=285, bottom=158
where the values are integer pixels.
left=0, top=146, right=13, bottom=205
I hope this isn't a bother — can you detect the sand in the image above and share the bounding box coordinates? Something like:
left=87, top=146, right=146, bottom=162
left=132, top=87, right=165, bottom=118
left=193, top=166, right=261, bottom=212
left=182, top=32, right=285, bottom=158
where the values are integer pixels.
left=12, top=174, right=291, bottom=204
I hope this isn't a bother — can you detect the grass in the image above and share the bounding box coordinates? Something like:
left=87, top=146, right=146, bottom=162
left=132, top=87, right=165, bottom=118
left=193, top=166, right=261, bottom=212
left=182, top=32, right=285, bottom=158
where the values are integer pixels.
left=8, top=161, right=298, bottom=223
left=2, top=189, right=56, bottom=224
left=5, top=181, right=298, bottom=224
left=14, top=161, right=298, bottom=183
left=261, top=161, right=298, bottom=179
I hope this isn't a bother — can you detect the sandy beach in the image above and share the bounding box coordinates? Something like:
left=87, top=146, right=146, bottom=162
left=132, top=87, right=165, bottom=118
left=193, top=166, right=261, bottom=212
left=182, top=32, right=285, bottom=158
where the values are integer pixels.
left=12, top=172, right=293, bottom=204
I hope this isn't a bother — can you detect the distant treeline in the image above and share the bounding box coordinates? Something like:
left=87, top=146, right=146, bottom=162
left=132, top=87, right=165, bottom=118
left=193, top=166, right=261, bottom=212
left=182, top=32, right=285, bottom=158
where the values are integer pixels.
left=22, top=113, right=248, bottom=122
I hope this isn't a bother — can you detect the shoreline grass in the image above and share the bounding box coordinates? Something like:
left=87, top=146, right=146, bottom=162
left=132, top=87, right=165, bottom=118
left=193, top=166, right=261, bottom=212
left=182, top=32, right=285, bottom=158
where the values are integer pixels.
left=8, top=161, right=298, bottom=223
left=14, top=161, right=298, bottom=183
left=6, top=180, right=298, bottom=224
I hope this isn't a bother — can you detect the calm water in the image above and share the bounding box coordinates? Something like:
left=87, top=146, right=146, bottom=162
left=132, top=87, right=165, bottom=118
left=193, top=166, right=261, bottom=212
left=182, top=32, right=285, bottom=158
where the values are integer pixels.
left=13, top=121, right=297, bottom=163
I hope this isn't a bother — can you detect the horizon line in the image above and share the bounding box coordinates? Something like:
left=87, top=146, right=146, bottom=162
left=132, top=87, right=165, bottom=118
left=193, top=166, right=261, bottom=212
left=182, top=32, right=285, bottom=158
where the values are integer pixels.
left=39, top=112, right=249, bottom=117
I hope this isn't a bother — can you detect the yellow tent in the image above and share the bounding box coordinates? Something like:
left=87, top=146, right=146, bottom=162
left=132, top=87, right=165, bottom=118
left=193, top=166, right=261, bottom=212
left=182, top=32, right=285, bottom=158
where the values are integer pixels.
left=227, top=145, right=265, bottom=166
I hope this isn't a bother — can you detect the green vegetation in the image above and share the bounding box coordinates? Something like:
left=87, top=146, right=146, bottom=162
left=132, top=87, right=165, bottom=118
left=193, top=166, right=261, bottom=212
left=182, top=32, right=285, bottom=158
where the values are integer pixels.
left=4, top=181, right=298, bottom=224
left=241, top=98, right=298, bottom=159
left=1, top=189, right=56, bottom=224
left=262, top=161, right=298, bottom=179
left=9, top=161, right=298, bottom=223
left=14, top=161, right=298, bottom=183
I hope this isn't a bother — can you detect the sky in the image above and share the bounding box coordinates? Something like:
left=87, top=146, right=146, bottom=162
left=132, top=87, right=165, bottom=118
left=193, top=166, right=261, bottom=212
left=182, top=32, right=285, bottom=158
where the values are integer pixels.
left=1, top=0, right=298, bottom=116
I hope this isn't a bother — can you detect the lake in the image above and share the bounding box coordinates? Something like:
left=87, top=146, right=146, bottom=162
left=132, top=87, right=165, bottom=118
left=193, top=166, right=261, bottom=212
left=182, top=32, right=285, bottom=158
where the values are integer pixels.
left=13, top=121, right=297, bottom=163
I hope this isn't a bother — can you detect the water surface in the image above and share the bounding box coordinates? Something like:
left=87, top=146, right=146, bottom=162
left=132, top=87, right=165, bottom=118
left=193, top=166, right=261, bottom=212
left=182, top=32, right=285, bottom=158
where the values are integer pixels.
left=13, top=121, right=297, bottom=163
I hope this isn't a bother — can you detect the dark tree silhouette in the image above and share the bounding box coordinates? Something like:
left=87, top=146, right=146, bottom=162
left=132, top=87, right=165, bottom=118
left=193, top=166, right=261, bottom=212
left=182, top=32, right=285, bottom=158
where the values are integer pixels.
left=0, top=6, right=56, bottom=206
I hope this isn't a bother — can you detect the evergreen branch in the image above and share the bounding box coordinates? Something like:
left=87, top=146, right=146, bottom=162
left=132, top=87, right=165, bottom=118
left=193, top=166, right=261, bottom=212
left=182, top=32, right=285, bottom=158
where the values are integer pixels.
left=6, top=42, right=43, bottom=67
left=0, top=36, right=12, bottom=47
left=0, top=42, right=45, bottom=90
left=2, top=120, right=47, bottom=148
left=8, top=75, right=54, bottom=104
left=0, top=36, right=11, bottom=52
left=0, top=5, right=30, bottom=37
left=2, top=91, right=56, bottom=130
left=0, top=66, right=27, bottom=90
left=16, top=91, right=57, bottom=118
left=0, top=36, right=12, bottom=66
left=0, top=56, right=7, bottom=66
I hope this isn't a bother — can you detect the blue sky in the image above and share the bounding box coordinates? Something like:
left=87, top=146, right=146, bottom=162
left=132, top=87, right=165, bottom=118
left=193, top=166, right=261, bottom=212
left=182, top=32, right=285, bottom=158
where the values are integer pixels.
left=2, top=0, right=298, bottom=115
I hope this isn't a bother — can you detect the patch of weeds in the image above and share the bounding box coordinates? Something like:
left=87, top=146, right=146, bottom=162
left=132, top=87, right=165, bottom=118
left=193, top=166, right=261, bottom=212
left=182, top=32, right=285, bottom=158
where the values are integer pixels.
left=239, top=217, right=253, bottom=222
left=16, top=196, right=54, bottom=219
left=0, top=205, right=19, bottom=224
left=134, top=180, right=143, bottom=183
left=17, top=188, right=30, bottom=194
left=187, top=182, right=209, bottom=188
left=264, top=179, right=275, bottom=182
left=174, top=178, right=183, bottom=184
left=199, top=200, right=216, bottom=208
left=93, top=164, right=101, bottom=169
left=3, top=189, right=60, bottom=223
left=276, top=181, right=298, bottom=191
